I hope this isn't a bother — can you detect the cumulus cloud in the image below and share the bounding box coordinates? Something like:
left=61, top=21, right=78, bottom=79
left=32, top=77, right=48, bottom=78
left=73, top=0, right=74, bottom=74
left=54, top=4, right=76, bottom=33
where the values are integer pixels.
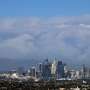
left=0, top=15, right=90, bottom=31
left=0, top=15, right=90, bottom=65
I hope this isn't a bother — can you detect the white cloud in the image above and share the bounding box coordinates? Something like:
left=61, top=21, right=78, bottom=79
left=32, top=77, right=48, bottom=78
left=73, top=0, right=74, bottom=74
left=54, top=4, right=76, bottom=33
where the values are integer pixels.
left=0, top=15, right=90, bottom=31
left=0, top=15, right=90, bottom=64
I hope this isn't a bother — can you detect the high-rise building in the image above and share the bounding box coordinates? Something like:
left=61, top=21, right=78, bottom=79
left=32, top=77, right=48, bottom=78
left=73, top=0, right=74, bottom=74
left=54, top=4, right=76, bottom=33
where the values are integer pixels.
left=41, top=59, right=51, bottom=80
left=56, top=61, right=64, bottom=79
left=51, top=58, right=57, bottom=79
left=38, top=63, right=42, bottom=73
left=36, top=63, right=43, bottom=78
left=51, top=59, right=57, bottom=75
left=30, top=66, right=36, bottom=77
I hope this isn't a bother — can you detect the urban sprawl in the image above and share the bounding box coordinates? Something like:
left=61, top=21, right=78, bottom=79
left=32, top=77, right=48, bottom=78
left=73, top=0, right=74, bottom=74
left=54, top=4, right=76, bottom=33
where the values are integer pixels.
left=0, top=58, right=90, bottom=90
left=0, top=58, right=90, bottom=81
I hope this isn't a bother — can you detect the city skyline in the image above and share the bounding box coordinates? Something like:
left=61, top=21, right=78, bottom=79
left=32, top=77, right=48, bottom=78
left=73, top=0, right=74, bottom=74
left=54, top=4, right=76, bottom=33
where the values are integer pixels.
left=0, top=58, right=89, bottom=81
left=0, top=0, right=90, bottom=70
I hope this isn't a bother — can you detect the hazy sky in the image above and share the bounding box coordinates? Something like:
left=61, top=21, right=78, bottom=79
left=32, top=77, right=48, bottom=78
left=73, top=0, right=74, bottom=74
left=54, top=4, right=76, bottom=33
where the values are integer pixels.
left=0, top=0, right=90, bottom=69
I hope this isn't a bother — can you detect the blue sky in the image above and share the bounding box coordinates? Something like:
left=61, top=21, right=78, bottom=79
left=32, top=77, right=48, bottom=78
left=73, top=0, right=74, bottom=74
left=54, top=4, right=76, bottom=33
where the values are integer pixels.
left=0, top=0, right=90, bottom=70
left=0, top=0, right=90, bottom=17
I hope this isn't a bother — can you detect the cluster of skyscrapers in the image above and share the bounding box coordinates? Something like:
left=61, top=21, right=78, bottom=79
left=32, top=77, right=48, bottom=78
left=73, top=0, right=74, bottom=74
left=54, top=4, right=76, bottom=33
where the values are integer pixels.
left=0, top=58, right=90, bottom=81
left=29, top=58, right=65, bottom=80
left=29, top=58, right=90, bottom=81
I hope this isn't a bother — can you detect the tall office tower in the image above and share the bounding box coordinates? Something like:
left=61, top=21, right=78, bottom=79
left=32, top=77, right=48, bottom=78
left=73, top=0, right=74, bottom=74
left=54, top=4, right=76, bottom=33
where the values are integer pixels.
left=30, top=66, right=36, bottom=77
left=51, top=59, right=57, bottom=79
left=82, top=64, right=87, bottom=79
left=38, top=63, right=42, bottom=73
left=36, top=63, right=43, bottom=78
left=42, top=59, right=51, bottom=80
left=56, top=61, right=64, bottom=79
